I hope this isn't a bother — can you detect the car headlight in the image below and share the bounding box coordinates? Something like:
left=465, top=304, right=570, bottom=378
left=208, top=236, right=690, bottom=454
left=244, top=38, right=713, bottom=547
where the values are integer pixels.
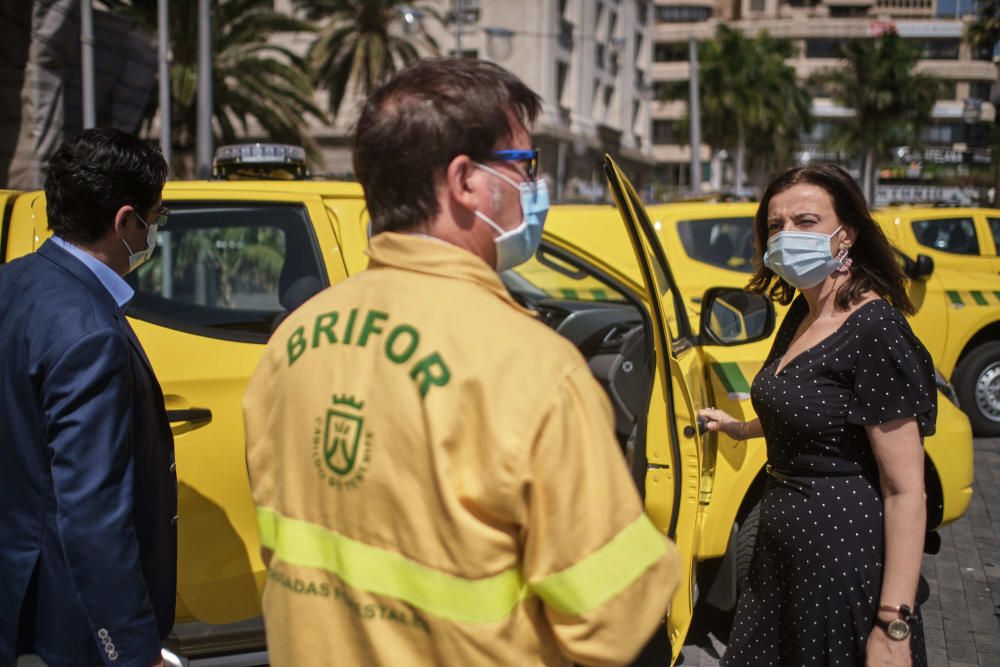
left=934, top=368, right=960, bottom=408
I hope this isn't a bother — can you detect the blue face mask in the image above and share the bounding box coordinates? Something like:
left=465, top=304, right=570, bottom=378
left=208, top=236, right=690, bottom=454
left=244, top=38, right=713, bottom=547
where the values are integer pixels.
left=763, top=225, right=849, bottom=290
left=472, top=162, right=550, bottom=272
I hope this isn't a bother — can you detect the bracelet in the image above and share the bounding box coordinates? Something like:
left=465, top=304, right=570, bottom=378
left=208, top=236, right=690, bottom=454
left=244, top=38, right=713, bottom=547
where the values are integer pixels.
left=736, top=421, right=747, bottom=442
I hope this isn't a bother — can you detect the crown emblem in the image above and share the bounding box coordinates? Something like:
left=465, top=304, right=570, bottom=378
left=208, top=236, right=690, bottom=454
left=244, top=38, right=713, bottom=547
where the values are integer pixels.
left=331, top=394, right=364, bottom=410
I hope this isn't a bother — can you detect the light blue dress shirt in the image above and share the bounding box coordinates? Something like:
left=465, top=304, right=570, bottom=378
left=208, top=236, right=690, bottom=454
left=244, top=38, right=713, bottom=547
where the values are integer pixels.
left=50, top=236, right=134, bottom=310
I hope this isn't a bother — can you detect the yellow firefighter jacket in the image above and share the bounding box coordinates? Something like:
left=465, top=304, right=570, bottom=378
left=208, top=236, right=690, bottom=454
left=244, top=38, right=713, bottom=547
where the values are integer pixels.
left=244, top=232, right=681, bottom=666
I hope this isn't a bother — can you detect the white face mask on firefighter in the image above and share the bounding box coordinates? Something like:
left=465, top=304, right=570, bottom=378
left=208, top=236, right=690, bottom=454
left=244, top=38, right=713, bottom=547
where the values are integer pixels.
left=122, top=211, right=158, bottom=273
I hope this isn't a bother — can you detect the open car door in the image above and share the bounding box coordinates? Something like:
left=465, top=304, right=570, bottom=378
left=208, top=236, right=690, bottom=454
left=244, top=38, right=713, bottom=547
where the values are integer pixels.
left=603, top=156, right=707, bottom=660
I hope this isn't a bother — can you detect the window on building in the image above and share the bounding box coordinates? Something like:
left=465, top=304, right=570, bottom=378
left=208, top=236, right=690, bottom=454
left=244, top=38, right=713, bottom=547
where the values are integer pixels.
left=966, top=122, right=991, bottom=147
left=596, top=42, right=606, bottom=68
left=749, top=0, right=766, bottom=11
left=654, top=6, right=712, bottom=23
left=637, top=0, right=648, bottom=25
left=905, top=38, right=959, bottom=60
left=805, top=38, right=848, bottom=58
left=653, top=120, right=677, bottom=144
left=127, top=204, right=328, bottom=342
left=829, top=6, right=869, bottom=17
left=924, top=122, right=962, bottom=145
left=912, top=218, right=979, bottom=255
left=654, top=42, right=688, bottom=62
left=447, top=0, right=480, bottom=24
left=556, top=61, right=569, bottom=106
left=969, top=81, right=992, bottom=100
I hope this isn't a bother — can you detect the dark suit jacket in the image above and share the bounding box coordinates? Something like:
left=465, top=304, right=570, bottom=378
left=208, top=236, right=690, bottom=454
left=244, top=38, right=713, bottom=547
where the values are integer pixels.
left=0, top=240, right=176, bottom=667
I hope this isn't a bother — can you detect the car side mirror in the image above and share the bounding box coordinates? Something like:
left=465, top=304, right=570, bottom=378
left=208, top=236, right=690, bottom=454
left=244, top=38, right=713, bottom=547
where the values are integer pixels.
left=699, top=287, right=775, bottom=346
left=911, top=254, right=934, bottom=281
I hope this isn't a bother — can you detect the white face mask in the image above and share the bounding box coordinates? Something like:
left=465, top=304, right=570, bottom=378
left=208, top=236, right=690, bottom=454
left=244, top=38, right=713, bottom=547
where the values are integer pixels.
left=122, top=212, right=158, bottom=273
left=471, top=163, right=550, bottom=272
left=763, top=225, right=849, bottom=290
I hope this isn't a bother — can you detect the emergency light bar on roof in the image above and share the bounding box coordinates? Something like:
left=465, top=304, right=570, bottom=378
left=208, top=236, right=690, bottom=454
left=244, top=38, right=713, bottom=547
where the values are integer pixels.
left=212, top=143, right=308, bottom=180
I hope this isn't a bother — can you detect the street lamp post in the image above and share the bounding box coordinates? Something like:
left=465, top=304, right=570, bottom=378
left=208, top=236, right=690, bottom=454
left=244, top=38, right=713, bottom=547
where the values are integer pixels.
left=80, top=0, right=96, bottom=128
left=158, top=0, right=171, bottom=170
left=688, top=37, right=702, bottom=193
left=195, top=0, right=212, bottom=179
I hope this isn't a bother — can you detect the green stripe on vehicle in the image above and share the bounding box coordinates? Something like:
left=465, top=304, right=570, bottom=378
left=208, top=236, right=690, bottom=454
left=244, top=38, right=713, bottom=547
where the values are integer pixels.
left=559, top=288, right=579, bottom=299
left=531, top=514, right=667, bottom=616
left=257, top=507, right=527, bottom=624
left=971, top=291, right=989, bottom=306
left=994, top=291, right=1000, bottom=303
left=946, top=291, right=963, bottom=306
left=590, top=289, right=609, bottom=300
left=712, top=362, right=751, bottom=395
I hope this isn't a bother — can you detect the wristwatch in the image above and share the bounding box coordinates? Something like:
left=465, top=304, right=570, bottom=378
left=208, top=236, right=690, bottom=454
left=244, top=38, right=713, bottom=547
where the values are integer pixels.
left=873, top=604, right=913, bottom=641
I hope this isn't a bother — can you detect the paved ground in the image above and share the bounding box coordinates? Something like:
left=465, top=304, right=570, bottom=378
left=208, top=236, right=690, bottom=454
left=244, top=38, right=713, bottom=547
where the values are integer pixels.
left=679, top=437, right=1000, bottom=667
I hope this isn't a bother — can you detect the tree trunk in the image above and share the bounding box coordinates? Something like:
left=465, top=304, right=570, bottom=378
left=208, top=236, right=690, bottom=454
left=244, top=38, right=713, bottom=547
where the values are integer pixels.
left=734, top=139, right=745, bottom=196
left=862, top=149, right=876, bottom=205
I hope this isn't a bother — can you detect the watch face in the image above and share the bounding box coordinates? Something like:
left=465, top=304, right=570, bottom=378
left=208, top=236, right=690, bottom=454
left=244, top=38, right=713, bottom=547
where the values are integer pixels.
left=887, top=618, right=910, bottom=641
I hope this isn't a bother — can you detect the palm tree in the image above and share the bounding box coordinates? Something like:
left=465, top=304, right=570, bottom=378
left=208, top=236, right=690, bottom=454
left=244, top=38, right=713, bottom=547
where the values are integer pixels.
left=967, top=0, right=1000, bottom=205
left=295, top=0, right=443, bottom=121
left=107, top=0, right=327, bottom=174
left=809, top=31, right=943, bottom=203
left=660, top=26, right=812, bottom=193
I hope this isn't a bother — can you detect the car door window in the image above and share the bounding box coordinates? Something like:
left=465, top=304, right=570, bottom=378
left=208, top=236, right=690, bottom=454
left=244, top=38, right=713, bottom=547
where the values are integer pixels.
left=988, top=218, right=1000, bottom=255
left=911, top=217, right=980, bottom=255
left=676, top=217, right=756, bottom=273
left=126, top=203, right=328, bottom=343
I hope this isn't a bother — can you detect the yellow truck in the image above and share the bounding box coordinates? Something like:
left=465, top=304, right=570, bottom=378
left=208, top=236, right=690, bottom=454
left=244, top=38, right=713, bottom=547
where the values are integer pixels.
left=0, top=158, right=974, bottom=664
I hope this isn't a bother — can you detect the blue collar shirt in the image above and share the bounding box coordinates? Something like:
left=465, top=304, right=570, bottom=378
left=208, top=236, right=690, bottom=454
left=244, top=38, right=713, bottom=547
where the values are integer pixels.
left=50, top=235, right=134, bottom=310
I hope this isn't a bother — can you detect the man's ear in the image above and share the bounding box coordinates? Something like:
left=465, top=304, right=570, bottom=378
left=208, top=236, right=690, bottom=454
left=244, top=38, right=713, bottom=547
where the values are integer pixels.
left=112, top=205, right=135, bottom=240
left=445, top=155, right=481, bottom=213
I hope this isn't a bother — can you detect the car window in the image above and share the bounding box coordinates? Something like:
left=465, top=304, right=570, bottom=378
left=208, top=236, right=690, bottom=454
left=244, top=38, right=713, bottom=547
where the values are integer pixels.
left=126, top=203, right=328, bottom=343
left=911, top=217, right=979, bottom=255
left=988, top=217, right=1000, bottom=255
left=675, top=216, right=756, bottom=273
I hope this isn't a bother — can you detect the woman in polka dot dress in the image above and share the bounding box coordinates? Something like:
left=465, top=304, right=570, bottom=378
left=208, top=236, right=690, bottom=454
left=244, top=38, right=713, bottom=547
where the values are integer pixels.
left=700, top=165, right=934, bottom=666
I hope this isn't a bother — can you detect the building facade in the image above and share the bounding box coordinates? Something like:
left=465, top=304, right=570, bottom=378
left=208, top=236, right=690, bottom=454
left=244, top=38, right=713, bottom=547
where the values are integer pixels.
left=650, top=0, right=996, bottom=201
left=271, top=0, right=656, bottom=200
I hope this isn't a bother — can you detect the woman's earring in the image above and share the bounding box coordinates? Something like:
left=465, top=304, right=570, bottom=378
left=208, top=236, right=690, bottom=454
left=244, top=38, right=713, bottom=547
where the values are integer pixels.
left=836, top=244, right=852, bottom=273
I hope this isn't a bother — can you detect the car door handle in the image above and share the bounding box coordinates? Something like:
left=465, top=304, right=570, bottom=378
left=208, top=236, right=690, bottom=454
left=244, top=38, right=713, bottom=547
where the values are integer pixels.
left=683, top=416, right=709, bottom=439
left=166, top=408, right=213, bottom=424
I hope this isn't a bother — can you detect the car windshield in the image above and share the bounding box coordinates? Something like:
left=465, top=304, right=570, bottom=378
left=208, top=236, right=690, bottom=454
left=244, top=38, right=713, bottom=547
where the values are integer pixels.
left=676, top=217, right=756, bottom=273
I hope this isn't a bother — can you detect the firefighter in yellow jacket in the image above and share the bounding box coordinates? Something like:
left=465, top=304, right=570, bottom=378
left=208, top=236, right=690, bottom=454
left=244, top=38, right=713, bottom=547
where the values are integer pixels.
left=243, top=57, right=681, bottom=666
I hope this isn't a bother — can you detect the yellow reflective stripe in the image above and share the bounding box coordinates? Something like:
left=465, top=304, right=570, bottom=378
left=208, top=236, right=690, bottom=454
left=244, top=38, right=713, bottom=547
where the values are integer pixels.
left=256, top=506, right=526, bottom=624
left=530, top=514, right=666, bottom=616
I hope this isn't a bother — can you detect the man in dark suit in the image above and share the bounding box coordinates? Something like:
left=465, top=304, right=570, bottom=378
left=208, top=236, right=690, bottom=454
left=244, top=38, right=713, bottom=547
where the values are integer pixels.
left=0, top=129, right=175, bottom=667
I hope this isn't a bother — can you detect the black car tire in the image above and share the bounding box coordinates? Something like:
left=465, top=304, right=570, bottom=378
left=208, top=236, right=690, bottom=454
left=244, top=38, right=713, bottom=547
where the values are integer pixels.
left=953, top=341, right=1000, bottom=437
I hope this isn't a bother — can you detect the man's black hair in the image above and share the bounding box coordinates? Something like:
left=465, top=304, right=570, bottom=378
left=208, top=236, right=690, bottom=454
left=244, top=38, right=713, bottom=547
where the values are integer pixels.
left=45, top=128, right=168, bottom=244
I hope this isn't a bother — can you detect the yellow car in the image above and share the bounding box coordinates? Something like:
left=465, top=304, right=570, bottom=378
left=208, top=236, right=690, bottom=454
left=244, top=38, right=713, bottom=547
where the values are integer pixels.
left=873, top=206, right=1000, bottom=436
left=875, top=206, right=1000, bottom=275
left=0, top=159, right=974, bottom=664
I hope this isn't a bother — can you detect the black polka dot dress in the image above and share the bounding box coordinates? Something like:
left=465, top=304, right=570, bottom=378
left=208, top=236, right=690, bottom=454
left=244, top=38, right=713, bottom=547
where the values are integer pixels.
left=721, top=297, right=936, bottom=666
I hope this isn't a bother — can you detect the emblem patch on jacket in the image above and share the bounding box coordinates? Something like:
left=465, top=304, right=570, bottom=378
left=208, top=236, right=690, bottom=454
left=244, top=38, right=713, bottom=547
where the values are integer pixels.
left=313, top=394, right=371, bottom=489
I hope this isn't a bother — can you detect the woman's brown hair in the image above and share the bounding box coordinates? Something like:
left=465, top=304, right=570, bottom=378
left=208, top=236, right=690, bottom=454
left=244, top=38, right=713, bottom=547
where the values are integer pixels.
left=747, top=164, right=915, bottom=316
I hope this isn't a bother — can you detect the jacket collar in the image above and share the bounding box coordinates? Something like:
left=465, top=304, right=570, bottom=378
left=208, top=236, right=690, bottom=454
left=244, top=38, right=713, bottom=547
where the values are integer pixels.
left=38, top=239, right=120, bottom=313
left=365, top=232, right=534, bottom=316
